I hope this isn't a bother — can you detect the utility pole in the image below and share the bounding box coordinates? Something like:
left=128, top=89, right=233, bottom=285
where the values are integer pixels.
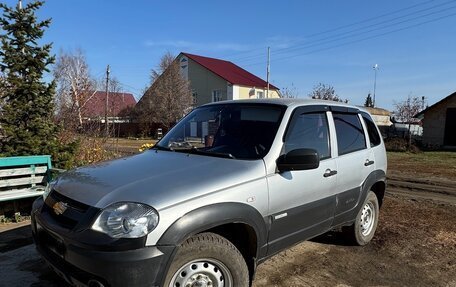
left=373, top=64, right=379, bottom=107
left=105, top=65, right=110, bottom=138
left=266, top=47, right=270, bottom=98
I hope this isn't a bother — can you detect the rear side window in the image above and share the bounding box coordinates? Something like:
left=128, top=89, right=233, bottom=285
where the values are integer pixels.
left=333, top=113, right=366, bottom=155
left=362, top=113, right=381, bottom=147
left=284, top=112, right=331, bottom=159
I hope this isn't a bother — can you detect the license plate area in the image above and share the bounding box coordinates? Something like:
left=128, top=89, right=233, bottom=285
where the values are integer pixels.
left=37, top=223, right=66, bottom=258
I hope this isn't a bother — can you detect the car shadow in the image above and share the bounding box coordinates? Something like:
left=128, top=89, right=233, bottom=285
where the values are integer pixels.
left=310, top=230, right=356, bottom=246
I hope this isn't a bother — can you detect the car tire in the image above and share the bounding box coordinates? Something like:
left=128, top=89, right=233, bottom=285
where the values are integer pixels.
left=163, top=232, right=249, bottom=287
left=344, top=191, right=379, bottom=246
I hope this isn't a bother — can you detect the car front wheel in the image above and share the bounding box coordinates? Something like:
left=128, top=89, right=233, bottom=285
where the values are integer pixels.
left=164, top=232, right=249, bottom=287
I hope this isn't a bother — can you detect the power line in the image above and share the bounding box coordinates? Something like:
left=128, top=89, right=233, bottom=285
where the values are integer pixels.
left=263, top=3, right=456, bottom=61
left=304, top=0, right=436, bottom=38
left=227, top=0, right=441, bottom=62
left=243, top=11, right=456, bottom=67
left=115, top=80, right=145, bottom=101
left=236, top=0, right=456, bottom=65
left=273, top=1, right=456, bottom=54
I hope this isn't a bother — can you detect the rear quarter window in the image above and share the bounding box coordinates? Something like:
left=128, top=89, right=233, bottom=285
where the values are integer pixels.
left=333, top=113, right=366, bottom=155
left=361, top=113, right=382, bottom=147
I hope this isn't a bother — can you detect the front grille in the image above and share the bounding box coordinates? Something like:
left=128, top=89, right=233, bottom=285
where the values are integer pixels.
left=43, top=190, right=93, bottom=230
left=50, top=190, right=90, bottom=212
left=36, top=234, right=108, bottom=287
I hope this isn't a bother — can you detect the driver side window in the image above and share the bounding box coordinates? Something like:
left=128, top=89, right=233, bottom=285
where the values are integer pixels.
left=284, top=112, right=331, bottom=160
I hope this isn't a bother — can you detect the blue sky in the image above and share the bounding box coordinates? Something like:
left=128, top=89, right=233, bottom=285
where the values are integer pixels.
left=6, top=0, right=456, bottom=110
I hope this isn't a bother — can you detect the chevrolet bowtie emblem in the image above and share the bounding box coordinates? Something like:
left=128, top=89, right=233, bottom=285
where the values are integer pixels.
left=52, top=201, right=68, bottom=215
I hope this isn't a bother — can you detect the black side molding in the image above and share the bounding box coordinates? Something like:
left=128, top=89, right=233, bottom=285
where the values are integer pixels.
left=332, top=169, right=386, bottom=227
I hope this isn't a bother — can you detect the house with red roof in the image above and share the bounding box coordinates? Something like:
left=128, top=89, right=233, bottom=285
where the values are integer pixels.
left=83, top=91, right=136, bottom=123
left=174, top=52, right=280, bottom=106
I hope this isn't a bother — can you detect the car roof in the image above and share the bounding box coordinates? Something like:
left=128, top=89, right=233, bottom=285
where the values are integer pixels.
left=201, top=98, right=366, bottom=112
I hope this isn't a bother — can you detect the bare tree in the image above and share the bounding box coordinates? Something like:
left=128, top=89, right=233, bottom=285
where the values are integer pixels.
left=393, top=95, right=423, bottom=148
left=281, top=84, right=299, bottom=98
left=309, top=83, right=348, bottom=103
left=150, top=52, right=174, bottom=84
left=138, top=52, right=193, bottom=131
left=97, top=76, right=124, bottom=119
left=54, top=49, right=98, bottom=130
left=97, top=76, right=126, bottom=138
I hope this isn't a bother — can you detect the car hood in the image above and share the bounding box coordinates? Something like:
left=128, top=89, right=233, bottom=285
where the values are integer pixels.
left=53, top=150, right=266, bottom=210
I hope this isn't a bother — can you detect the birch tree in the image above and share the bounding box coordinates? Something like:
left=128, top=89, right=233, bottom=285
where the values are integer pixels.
left=54, top=49, right=98, bottom=130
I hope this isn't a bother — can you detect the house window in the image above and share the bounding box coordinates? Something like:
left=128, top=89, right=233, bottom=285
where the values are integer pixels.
left=257, top=91, right=264, bottom=99
left=212, top=90, right=223, bottom=102
left=192, top=90, right=198, bottom=105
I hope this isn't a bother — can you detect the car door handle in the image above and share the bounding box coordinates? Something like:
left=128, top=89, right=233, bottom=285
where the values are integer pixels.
left=323, top=169, right=337, bottom=177
left=364, top=159, right=375, bottom=166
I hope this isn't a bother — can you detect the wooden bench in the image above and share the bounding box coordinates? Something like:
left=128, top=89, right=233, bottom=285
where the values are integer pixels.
left=0, top=155, right=56, bottom=202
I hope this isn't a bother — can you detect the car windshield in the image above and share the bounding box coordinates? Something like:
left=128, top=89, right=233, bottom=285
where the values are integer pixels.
left=155, top=103, right=286, bottom=160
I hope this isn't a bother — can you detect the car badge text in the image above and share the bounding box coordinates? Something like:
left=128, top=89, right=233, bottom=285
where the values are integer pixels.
left=52, top=201, right=68, bottom=215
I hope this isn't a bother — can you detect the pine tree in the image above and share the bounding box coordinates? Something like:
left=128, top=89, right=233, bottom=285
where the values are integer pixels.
left=0, top=1, right=60, bottom=157
left=364, top=93, right=374, bottom=108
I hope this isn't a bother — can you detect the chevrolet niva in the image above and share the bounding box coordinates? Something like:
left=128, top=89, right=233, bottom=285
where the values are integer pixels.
left=32, top=99, right=387, bottom=287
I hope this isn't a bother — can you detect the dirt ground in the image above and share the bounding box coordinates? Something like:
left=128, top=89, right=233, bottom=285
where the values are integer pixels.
left=254, top=193, right=456, bottom=287
left=0, top=150, right=455, bottom=287
left=253, top=151, right=456, bottom=287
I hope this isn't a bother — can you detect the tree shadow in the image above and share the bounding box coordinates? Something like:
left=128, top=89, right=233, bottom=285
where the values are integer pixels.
left=0, top=224, right=33, bottom=253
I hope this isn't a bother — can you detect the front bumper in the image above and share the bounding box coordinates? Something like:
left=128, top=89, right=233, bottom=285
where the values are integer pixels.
left=31, top=197, right=174, bottom=287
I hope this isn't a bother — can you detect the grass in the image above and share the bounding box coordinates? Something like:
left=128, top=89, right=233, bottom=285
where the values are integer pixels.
left=105, top=138, right=156, bottom=149
left=103, top=137, right=157, bottom=154
left=387, top=151, right=456, bottom=179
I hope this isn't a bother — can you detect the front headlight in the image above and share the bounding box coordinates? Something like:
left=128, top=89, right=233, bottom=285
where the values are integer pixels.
left=91, top=202, right=159, bottom=239
left=43, top=181, right=56, bottom=201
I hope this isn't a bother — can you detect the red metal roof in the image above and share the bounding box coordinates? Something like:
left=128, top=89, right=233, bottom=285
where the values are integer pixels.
left=83, top=91, right=136, bottom=118
left=181, top=52, right=279, bottom=90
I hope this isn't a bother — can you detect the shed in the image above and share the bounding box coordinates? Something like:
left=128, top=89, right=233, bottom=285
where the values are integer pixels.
left=415, top=92, right=456, bottom=147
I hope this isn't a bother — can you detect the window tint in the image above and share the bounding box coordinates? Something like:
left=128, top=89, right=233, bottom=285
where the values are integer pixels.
left=333, top=113, right=366, bottom=155
left=362, top=113, right=381, bottom=147
left=284, top=112, right=330, bottom=159
left=157, top=104, right=285, bottom=159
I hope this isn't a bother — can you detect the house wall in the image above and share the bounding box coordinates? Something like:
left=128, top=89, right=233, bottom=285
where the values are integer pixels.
left=237, top=85, right=280, bottom=99
left=227, top=84, right=234, bottom=100
left=370, top=115, right=392, bottom=127
left=422, top=95, right=456, bottom=146
left=186, top=57, right=228, bottom=105
left=179, top=55, right=189, bottom=80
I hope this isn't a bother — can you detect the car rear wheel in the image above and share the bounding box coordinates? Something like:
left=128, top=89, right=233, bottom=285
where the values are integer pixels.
left=344, top=191, right=379, bottom=246
left=164, top=232, right=249, bottom=287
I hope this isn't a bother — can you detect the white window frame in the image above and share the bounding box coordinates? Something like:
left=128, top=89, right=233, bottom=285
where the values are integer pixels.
left=212, top=90, right=223, bottom=102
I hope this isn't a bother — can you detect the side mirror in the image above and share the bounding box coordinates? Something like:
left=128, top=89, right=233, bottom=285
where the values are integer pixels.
left=277, top=148, right=320, bottom=172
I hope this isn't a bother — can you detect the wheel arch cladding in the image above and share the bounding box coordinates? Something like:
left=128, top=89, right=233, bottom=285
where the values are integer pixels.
left=158, top=202, right=268, bottom=257
left=157, top=203, right=268, bottom=285
left=363, top=169, right=386, bottom=207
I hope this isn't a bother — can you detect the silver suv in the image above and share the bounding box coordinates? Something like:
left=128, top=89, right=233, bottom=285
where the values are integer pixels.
left=32, top=99, right=387, bottom=287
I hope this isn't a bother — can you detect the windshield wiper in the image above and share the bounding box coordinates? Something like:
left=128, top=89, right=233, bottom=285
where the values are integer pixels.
left=181, top=148, right=235, bottom=159
left=153, top=145, right=174, bottom=151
